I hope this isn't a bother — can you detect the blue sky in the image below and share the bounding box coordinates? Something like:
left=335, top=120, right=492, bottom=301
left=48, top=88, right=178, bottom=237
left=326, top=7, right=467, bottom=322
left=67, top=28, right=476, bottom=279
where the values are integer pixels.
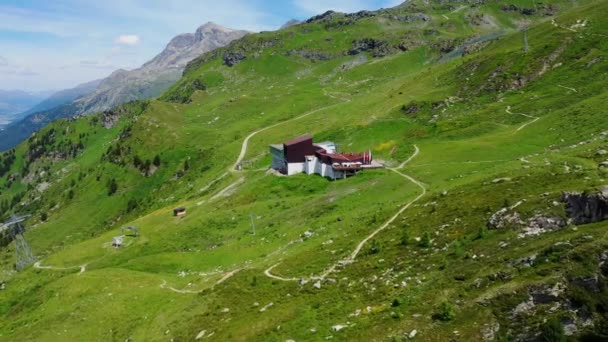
left=0, top=0, right=404, bottom=92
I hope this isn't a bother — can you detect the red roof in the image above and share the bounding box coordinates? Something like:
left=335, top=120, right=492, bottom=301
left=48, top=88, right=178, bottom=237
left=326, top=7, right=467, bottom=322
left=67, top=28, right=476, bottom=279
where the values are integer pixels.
left=284, top=135, right=312, bottom=147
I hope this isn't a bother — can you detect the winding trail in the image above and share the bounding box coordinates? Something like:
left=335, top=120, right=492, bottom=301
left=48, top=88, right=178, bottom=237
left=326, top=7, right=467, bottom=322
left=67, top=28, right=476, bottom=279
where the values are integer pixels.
left=557, top=85, right=577, bottom=93
left=160, top=268, right=246, bottom=294
left=506, top=106, right=540, bottom=132
left=34, top=261, right=87, bottom=275
left=396, top=145, right=420, bottom=169
left=265, top=264, right=299, bottom=282
left=214, top=268, right=244, bottom=286
left=264, top=145, right=426, bottom=282
left=232, top=96, right=351, bottom=170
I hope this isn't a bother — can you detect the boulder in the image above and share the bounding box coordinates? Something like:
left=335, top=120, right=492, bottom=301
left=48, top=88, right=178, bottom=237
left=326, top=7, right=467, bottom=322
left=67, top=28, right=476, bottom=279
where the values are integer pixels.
left=562, top=189, right=608, bottom=225
left=487, top=208, right=524, bottom=229
left=223, top=51, right=246, bottom=67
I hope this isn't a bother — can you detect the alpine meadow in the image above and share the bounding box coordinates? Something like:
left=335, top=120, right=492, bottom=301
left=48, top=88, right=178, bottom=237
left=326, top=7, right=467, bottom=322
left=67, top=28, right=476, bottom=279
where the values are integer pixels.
left=1, top=1, right=608, bottom=341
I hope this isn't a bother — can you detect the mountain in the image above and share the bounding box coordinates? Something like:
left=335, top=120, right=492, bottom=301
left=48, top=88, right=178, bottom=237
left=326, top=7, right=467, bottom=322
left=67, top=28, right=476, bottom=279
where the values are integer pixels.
left=0, top=90, right=52, bottom=125
left=280, top=19, right=301, bottom=29
left=18, top=79, right=102, bottom=119
left=72, top=22, right=249, bottom=114
left=0, top=22, right=248, bottom=151
left=1, top=1, right=608, bottom=340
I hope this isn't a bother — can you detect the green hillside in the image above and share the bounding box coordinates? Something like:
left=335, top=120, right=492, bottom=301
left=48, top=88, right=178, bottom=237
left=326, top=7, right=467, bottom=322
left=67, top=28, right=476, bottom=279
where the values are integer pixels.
left=1, top=1, right=608, bottom=340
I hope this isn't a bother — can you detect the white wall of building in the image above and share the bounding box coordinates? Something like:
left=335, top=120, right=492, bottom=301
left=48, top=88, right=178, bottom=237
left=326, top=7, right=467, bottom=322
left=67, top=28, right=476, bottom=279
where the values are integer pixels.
left=287, top=162, right=306, bottom=175
left=287, top=155, right=348, bottom=179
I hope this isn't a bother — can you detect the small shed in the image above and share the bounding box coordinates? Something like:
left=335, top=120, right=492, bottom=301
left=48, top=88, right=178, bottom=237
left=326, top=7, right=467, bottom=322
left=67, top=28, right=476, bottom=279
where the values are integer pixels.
left=112, top=236, right=123, bottom=248
left=173, top=207, right=187, bottom=217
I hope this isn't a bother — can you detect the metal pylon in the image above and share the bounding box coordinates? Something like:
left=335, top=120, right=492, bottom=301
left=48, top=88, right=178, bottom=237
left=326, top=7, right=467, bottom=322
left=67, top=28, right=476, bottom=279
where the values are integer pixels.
left=3, top=215, right=35, bottom=271
left=14, top=232, right=36, bottom=271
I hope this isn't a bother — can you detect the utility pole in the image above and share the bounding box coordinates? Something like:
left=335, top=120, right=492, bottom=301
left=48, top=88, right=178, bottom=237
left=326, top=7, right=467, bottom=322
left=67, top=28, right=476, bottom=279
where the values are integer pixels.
left=523, top=27, right=529, bottom=54
left=249, top=213, right=256, bottom=235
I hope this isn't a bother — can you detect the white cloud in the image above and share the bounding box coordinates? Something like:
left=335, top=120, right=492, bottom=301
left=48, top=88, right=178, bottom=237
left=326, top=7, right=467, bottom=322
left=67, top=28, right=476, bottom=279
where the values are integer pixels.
left=115, top=34, right=140, bottom=45
left=0, top=56, right=7, bottom=66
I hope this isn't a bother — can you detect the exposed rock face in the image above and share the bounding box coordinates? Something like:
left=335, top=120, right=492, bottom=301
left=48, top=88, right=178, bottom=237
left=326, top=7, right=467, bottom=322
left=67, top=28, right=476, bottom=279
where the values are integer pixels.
left=306, top=11, right=339, bottom=24
left=487, top=207, right=524, bottom=229
left=487, top=203, right=566, bottom=238
left=285, top=49, right=332, bottom=61
left=73, top=22, right=248, bottom=114
left=562, top=188, right=608, bottom=225
left=386, top=13, right=430, bottom=23
left=519, top=215, right=566, bottom=237
left=223, top=51, right=246, bottom=67
left=349, top=38, right=394, bottom=57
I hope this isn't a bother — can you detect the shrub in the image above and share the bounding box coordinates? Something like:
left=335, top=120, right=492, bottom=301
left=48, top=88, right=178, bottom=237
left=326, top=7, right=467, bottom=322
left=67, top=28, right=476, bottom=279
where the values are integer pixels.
left=107, top=178, right=118, bottom=196
left=539, top=317, right=566, bottom=342
left=126, top=199, right=138, bottom=213
left=419, top=231, right=432, bottom=248
left=475, top=226, right=487, bottom=240
left=435, top=301, right=455, bottom=321
left=40, top=212, right=48, bottom=222
left=153, top=155, right=161, bottom=167
left=400, top=232, right=410, bottom=246
left=369, top=239, right=381, bottom=254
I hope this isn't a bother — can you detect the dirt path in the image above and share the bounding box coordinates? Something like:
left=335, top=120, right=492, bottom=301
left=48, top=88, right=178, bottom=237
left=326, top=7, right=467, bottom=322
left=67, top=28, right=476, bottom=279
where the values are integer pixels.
left=396, top=145, right=420, bottom=169
left=161, top=268, right=245, bottom=294
left=264, top=264, right=299, bottom=282
left=557, top=85, right=577, bottom=93
left=209, top=177, right=245, bottom=201
left=232, top=93, right=351, bottom=170
left=34, top=261, right=87, bottom=275
left=506, top=106, right=540, bottom=132
left=214, top=268, right=244, bottom=286
left=160, top=280, right=201, bottom=294
left=264, top=146, right=426, bottom=282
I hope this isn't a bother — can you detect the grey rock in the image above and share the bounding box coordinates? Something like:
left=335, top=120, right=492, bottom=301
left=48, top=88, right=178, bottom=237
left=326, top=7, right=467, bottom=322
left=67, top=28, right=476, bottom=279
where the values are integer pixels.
left=562, top=189, right=608, bottom=225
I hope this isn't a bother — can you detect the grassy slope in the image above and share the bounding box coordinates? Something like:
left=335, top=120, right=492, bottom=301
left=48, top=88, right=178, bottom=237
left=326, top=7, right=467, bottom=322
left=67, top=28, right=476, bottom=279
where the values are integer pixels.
left=1, top=0, right=608, bottom=340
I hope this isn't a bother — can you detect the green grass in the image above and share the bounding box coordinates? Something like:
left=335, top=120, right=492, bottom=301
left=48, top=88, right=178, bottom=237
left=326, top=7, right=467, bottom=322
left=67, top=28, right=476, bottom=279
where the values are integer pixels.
left=1, top=0, right=608, bottom=340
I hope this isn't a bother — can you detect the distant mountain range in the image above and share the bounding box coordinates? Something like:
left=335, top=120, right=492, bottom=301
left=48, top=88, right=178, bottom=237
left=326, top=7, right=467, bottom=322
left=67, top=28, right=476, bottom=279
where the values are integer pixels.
left=19, top=79, right=102, bottom=118
left=0, top=90, right=54, bottom=126
left=0, top=22, right=248, bottom=151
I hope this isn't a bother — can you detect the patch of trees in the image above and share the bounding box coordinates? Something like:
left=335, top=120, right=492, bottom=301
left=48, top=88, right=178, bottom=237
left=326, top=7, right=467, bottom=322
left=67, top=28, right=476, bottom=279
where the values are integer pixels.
left=0, top=192, right=25, bottom=222
left=132, top=154, right=160, bottom=176
left=162, top=78, right=207, bottom=104
left=0, top=149, right=16, bottom=178
left=102, top=143, right=131, bottom=166
left=25, top=127, right=85, bottom=169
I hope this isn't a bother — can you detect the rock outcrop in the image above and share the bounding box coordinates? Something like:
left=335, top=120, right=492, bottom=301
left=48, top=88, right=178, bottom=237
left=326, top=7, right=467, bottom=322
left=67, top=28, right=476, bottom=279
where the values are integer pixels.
left=562, top=187, right=608, bottom=225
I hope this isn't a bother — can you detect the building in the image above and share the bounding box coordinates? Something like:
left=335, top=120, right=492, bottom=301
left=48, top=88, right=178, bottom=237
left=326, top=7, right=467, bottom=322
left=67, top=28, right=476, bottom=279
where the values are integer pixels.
left=173, top=207, right=187, bottom=217
left=270, top=135, right=381, bottom=179
left=112, top=236, right=123, bottom=248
